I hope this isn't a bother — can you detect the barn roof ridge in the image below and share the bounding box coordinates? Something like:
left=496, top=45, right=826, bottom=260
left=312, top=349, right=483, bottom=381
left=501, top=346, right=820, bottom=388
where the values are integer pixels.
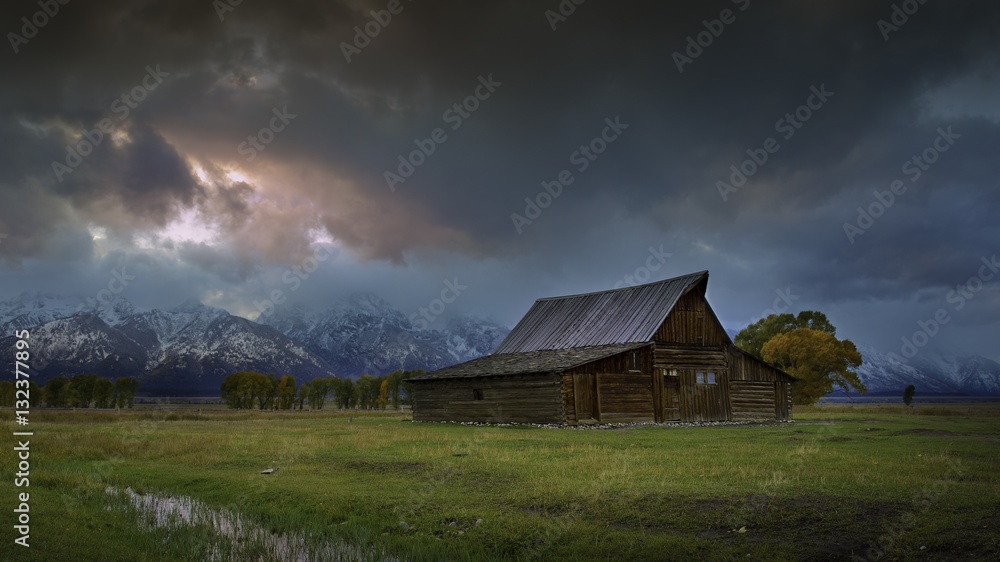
left=534, top=270, right=709, bottom=302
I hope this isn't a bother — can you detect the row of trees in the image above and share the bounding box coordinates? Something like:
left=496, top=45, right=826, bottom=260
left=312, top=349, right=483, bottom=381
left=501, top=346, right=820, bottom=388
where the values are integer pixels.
left=220, top=369, right=424, bottom=410
left=735, top=310, right=867, bottom=405
left=0, top=380, right=40, bottom=408
left=0, top=375, right=140, bottom=408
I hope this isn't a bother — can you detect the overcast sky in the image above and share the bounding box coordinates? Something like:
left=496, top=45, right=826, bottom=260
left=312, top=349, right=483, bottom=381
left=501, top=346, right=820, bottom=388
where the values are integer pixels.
left=2, top=0, right=998, bottom=361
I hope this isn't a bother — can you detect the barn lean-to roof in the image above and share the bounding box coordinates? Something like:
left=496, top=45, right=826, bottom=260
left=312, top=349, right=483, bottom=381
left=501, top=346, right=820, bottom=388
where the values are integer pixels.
left=409, top=343, right=650, bottom=381
left=492, top=270, right=709, bottom=354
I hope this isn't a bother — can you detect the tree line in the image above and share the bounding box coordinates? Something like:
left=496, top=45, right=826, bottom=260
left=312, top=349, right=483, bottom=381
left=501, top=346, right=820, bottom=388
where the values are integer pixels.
left=220, top=369, right=423, bottom=410
left=0, top=374, right=140, bottom=408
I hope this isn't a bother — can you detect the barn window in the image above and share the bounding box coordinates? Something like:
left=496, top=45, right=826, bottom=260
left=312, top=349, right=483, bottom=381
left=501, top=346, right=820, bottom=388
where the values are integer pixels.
left=696, top=372, right=705, bottom=384
left=628, top=350, right=641, bottom=372
left=706, top=372, right=716, bottom=384
left=473, top=389, right=484, bottom=401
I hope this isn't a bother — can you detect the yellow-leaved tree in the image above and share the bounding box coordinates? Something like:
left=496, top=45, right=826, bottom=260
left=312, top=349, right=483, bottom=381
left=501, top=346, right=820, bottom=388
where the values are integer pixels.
left=761, top=327, right=866, bottom=405
left=376, top=379, right=389, bottom=410
left=275, top=375, right=297, bottom=409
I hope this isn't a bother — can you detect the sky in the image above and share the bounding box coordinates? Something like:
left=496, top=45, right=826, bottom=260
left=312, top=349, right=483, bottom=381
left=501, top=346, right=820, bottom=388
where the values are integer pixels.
left=1, top=0, right=998, bottom=361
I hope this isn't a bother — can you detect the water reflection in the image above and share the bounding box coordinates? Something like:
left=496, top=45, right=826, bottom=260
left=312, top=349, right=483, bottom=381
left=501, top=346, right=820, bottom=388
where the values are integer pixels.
left=105, top=487, right=398, bottom=561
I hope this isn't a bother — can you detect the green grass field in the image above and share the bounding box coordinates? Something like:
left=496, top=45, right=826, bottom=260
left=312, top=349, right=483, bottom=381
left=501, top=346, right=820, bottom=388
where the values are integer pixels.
left=2, top=404, right=998, bottom=561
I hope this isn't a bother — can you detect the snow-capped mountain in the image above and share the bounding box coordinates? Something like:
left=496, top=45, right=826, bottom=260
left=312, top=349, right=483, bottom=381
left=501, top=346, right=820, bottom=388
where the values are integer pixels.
left=905, top=352, right=1000, bottom=395
left=836, top=343, right=1000, bottom=395
left=852, top=343, right=963, bottom=394
left=255, top=293, right=510, bottom=377
left=0, top=292, right=90, bottom=331
left=0, top=293, right=336, bottom=395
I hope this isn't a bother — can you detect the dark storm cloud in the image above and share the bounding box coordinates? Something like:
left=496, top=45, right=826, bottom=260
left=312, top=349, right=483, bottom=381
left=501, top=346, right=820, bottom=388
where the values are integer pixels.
left=119, top=125, right=200, bottom=212
left=197, top=180, right=254, bottom=232
left=1, top=0, right=999, bottom=358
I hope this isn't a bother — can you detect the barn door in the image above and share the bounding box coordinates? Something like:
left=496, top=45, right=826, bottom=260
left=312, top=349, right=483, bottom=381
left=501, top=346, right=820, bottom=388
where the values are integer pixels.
left=574, top=373, right=599, bottom=422
left=662, top=370, right=681, bottom=421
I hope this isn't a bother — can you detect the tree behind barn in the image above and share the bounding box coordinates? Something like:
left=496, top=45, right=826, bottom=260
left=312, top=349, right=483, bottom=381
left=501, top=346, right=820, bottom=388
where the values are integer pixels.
left=735, top=311, right=837, bottom=360
left=761, top=328, right=866, bottom=404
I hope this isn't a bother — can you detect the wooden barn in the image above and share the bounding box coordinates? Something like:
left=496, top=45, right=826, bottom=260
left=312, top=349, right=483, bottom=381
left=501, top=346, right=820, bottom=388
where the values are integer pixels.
left=409, top=271, right=794, bottom=425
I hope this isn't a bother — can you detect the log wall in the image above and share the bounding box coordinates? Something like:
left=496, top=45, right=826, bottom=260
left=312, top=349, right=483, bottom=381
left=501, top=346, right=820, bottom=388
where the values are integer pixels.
left=412, top=374, right=563, bottom=424
left=727, top=347, right=793, bottom=419
left=565, top=346, right=652, bottom=375
left=653, top=343, right=727, bottom=370
left=729, top=380, right=777, bottom=421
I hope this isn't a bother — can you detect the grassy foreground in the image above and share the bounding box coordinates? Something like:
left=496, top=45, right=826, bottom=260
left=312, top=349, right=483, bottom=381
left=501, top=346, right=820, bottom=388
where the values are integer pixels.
left=2, top=404, right=998, bottom=561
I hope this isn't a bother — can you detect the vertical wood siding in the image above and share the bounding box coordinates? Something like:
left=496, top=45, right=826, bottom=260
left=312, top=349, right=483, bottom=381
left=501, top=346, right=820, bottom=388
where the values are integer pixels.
left=677, top=368, right=730, bottom=422
left=596, top=372, right=656, bottom=422
left=655, top=285, right=728, bottom=346
left=562, top=347, right=654, bottom=424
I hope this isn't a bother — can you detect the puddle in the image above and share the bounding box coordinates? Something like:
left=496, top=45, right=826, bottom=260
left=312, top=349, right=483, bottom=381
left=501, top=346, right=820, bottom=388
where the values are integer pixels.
left=106, top=487, right=399, bottom=561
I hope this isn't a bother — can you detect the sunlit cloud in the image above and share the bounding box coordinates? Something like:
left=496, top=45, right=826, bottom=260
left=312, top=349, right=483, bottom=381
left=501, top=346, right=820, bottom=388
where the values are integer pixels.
left=160, top=208, right=219, bottom=245
left=308, top=227, right=337, bottom=246
left=192, top=164, right=209, bottom=184
left=226, top=169, right=250, bottom=184
left=110, top=129, right=132, bottom=147
left=87, top=225, right=108, bottom=240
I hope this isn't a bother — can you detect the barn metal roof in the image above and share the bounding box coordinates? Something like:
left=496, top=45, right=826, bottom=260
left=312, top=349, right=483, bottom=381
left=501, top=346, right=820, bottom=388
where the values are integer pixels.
left=492, top=271, right=708, bottom=354
left=409, top=343, right=651, bottom=381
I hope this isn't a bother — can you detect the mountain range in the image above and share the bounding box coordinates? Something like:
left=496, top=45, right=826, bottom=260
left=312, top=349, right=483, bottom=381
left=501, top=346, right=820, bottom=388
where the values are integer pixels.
left=852, top=342, right=1000, bottom=395
left=2, top=292, right=998, bottom=397
left=255, top=293, right=509, bottom=379
left=0, top=292, right=509, bottom=396
left=0, top=294, right=336, bottom=395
